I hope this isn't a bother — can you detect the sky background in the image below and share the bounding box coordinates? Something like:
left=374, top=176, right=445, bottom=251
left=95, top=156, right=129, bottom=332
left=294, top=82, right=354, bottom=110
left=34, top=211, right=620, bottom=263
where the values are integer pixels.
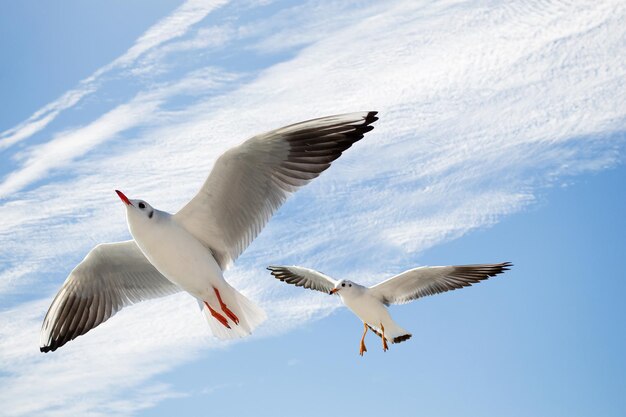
left=0, top=0, right=625, bottom=416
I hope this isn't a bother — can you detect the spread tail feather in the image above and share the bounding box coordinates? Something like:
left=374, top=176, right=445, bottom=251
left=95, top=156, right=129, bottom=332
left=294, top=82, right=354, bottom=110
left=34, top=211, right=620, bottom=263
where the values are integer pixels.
left=198, top=287, right=266, bottom=340
left=367, top=323, right=412, bottom=344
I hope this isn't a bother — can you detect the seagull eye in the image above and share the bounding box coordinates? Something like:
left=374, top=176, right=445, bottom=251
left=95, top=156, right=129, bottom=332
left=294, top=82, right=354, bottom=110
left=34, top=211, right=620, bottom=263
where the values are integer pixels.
left=138, top=202, right=146, bottom=209
left=341, top=283, right=345, bottom=287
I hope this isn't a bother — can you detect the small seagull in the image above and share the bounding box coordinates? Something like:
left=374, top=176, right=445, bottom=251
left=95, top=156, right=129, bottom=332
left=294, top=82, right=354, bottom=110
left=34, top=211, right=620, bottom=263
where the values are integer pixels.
left=40, top=111, right=378, bottom=352
left=268, top=262, right=512, bottom=355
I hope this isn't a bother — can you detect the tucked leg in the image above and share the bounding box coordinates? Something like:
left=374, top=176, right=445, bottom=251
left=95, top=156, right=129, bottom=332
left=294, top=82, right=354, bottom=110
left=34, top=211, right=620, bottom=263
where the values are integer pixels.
left=359, top=323, right=368, bottom=356
left=213, top=287, right=240, bottom=325
left=380, top=323, right=389, bottom=352
left=204, top=301, right=231, bottom=329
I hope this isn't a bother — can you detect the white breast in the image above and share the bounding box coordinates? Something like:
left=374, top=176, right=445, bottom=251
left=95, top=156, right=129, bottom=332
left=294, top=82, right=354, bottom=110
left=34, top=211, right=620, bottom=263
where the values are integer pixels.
left=128, top=212, right=223, bottom=298
left=342, top=291, right=389, bottom=325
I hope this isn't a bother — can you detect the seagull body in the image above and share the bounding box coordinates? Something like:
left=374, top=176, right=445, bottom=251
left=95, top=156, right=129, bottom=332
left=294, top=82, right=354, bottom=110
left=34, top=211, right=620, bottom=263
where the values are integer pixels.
left=124, top=205, right=222, bottom=300
left=40, top=111, right=378, bottom=352
left=335, top=281, right=411, bottom=351
left=268, top=262, right=512, bottom=355
left=118, top=198, right=256, bottom=338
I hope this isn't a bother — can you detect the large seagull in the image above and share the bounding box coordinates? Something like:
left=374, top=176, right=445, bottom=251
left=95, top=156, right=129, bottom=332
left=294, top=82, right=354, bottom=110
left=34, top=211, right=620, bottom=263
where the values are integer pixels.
left=40, top=111, right=378, bottom=352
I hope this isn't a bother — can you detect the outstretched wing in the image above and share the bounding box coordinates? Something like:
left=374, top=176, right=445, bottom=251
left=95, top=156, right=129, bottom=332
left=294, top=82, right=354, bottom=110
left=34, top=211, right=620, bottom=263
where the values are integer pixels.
left=267, top=265, right=337, bottom=294
left=369, top=262, right=512, bottom=305
left=40, top=240, right=182, bottom=352
left=174, top=112, right=378, bottom=269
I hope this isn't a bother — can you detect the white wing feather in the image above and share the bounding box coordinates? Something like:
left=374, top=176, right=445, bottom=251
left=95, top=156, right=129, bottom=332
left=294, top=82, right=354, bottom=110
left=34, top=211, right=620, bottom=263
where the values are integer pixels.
left=174, top=112, right=378, bottom=269
left=40, top=240, right=181, bottom=352
left=369, top=262, right=512, bottom=305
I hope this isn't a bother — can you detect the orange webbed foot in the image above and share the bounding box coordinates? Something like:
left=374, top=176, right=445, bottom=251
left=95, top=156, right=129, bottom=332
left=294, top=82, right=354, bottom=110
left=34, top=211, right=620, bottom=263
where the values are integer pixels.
left=213, top=287, right=240, bottom=325
left=204, top=301, right=231, bottom=329
left=381, top=323, right=389, bottom=352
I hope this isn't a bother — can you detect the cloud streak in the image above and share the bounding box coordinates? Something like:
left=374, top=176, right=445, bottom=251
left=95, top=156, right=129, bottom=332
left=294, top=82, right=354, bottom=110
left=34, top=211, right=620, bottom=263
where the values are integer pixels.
left=0, top=0, right=228, bottom=151
left=1, top=0, right=625, bottom=415
left=0, top=67, right=238, bottom=198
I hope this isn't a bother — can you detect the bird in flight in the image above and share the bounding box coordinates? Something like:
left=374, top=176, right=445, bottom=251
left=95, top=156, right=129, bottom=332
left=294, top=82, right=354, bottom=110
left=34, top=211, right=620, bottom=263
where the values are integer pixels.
left=40, top=111, right=378, bottom=352
left=268, top=262, right=512, bottom=355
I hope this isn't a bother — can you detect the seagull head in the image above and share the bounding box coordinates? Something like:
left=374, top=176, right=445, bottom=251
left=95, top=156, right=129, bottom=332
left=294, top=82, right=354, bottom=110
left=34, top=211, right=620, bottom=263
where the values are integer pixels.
left=329, top=280, right=356, bottom=295
left=115, top=190, right=157, bottom=224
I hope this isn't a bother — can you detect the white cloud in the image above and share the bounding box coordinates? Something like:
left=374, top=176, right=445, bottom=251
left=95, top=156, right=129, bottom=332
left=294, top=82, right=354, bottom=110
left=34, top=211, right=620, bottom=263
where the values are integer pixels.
left=112, top=0, right=229, bottom=69
left=0, top=0, right=625, bottom=416
left=130, top=24, right=236, bottom=77
left=0, top=0, right=228, bottom=151
left=0, top=86, right=97, bottom=150
left=0, top=296, right=204, bottom=417
left=0, top=67, right=237, bottom=199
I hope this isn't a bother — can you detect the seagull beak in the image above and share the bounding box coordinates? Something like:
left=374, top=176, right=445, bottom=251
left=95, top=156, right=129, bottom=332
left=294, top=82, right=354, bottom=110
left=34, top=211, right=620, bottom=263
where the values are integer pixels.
left=329, top=288, right=339, bottom=295
left=115, top=190, right=132, bottom=206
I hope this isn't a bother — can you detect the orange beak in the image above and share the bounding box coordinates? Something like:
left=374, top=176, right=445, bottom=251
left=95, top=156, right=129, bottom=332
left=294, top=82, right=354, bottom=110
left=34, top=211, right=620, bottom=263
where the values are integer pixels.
left=115, top=190, right=132, bottom=206
left=329, top=288, right=339, bottom=295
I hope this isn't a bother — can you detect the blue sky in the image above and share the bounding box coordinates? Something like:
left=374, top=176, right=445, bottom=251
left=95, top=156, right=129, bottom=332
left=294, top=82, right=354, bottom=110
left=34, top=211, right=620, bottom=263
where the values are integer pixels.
left=0, top=1, right=625, bottom=416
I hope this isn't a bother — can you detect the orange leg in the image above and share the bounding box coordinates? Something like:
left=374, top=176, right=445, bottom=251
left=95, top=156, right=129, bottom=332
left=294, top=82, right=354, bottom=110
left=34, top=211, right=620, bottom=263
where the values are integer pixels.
left=359, top=323, right=368, bottom=356
left=381, top=323, right=389, bottom=352
left=204, top=301, right=231, bottom=329
left=213, top=287, right=240, bottom=325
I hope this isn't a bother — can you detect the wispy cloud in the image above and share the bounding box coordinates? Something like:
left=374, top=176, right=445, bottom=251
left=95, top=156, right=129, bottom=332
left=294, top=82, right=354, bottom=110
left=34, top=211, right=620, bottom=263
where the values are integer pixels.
left=111, top=0, right=229, bottom=69
left=0, top=0, right=228, bottom=151
left=0, top=68, right=238, bottom=199
left=0, top=86, right=98, bottom=150
left=1, top=0, right=625, bottom=415
left=0, top=296, right=204, bottom=417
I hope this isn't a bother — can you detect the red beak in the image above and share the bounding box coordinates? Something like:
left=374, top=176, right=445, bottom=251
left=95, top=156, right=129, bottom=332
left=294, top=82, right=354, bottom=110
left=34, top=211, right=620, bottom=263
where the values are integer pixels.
left=115, top=190, right=132, bottom=206
left=329, top=288, right=339, bottom=295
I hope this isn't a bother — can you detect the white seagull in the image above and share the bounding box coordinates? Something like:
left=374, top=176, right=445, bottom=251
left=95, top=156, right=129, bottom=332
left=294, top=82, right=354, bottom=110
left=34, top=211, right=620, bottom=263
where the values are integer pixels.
left=268, top=262, right=512, bottom=355
left=40, top=111, right=378, bottom=352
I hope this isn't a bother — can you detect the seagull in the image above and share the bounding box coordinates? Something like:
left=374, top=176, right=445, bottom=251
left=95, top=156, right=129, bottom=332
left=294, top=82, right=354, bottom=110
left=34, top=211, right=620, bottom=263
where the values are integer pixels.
left=40, top=111, right=379, bottom=352
left=267, top=262, right=512, bottom=355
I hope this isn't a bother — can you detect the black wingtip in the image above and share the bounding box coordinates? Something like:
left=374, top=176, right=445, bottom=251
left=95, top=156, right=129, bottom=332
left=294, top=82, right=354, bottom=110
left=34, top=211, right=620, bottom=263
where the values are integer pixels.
left=365, top=111, right=379, bottom=125
left=500, top=261, right=514, bottom=271
left=40, top=345, right=54, bottom=353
